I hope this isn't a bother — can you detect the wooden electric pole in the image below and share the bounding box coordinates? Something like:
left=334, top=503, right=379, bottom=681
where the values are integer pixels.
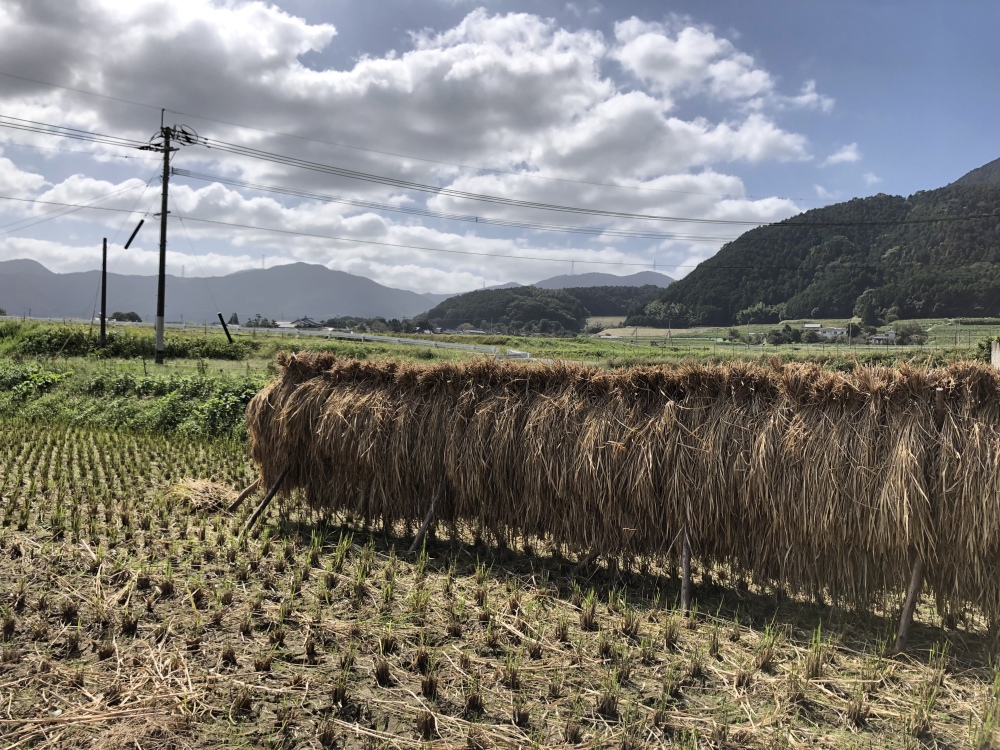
left=139, top=117, right=196, bottom=365
left=99, top=237, right=107, bottom=348
left=155, top=125, right=171, bottom=365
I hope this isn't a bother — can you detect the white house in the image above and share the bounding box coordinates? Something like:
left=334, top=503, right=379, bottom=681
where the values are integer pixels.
left=867, top=330, right=897, bottom=345
left=802, top=324, right=847, bottom=339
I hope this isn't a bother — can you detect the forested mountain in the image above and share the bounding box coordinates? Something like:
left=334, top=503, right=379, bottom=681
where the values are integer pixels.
left=636, top=159, right=1000, bottom=326
left=424, top=285, right=661, bottom=333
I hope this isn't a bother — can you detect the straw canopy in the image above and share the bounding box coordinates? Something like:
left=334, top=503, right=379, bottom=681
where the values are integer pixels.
left=247, top=352, right=1000, bottom=619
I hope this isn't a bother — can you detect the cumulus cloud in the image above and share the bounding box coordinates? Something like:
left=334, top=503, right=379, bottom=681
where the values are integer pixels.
left=772, top=80, right=834, bottom=113
left=823, top=143, right=862, bottom=166
left=863, top=171, right=882, bottom=186
left=613, top=19, right=773, bottom=102
left=814, top=184, right=836, bottom=200
left=0, top=2, right=828, bottom=289
left=0, top=153, right=48, bottom=197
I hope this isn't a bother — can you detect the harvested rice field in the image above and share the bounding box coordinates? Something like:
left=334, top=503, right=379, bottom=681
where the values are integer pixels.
left=2, top=422, right=1000, bottom=748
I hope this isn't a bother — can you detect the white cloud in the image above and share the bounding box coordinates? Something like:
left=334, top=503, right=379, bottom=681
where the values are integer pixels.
left=773, top=80, right=834, bottom=113
left=0, top=152, right=48, bottom=197
left=612, top=19, right=774, bottom=102
left=822, top=143, right=861, bottom=166
left=814, top=184, right=836, bottom=200
left=0, top=3, right=830, bottom=289
left=863, top=171, right=882, bottom=186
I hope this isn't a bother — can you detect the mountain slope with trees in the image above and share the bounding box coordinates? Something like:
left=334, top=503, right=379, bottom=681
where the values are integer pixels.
left=424, top=285, right=661, bottom=333
left=632, top=159, right=1000, bottom=326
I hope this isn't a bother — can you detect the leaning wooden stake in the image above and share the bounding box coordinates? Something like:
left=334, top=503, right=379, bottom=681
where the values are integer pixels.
left=240, top=465, right=290, bottom=541
left=680, top=528, right=692, bottom=615
left=894, top=550, right=926, bottom=653
left=573, top=549, right=600, bottom=575
left=408, top=484, right=444, bottom=553
left=894, top=387, right=945, bottom=653
left=228, top=478, right=261, bottom=513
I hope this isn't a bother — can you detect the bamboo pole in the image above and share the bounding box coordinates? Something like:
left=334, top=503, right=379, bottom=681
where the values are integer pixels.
left=409, top=484, right=444, bottom=553
left=894, top=387, right=944, bottom=653
left=239, top=465, right=290, bottom=541
left=572, top=549, right=600, bottom=575
left=227, top=478, right=261, bottom=513
left=681, top=528, right=692, bottom=614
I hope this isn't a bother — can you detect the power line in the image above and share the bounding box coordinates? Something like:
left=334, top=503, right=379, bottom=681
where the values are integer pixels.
left=171, top=168, right=741, bottom=242
left=158, top=213, right=1000, bottom=272
left=5, top=116, right=998, bottom=230
left=0, top=182, right=147, bottom=237
left=199, top=136, right=779, bottom=225
left=1, top=193, right=998, bottom=273
left=198, top=136, right=1000, bottom=228
left=0, top=68, right=835, bottom=204
left=0, top=115, right=149, bottom=150
left=0, top=138, right=161, bottom=162
left=0, top=70, right=163, bottom=111
left=166, top=213, right=668, bottom=267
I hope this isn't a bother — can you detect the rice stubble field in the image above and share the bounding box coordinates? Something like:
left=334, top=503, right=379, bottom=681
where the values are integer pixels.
left=2, top=419, right=1000, bottom=748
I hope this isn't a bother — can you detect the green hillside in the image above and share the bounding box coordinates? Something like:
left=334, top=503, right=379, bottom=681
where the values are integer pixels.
left=639, top=159, right=1000, bottom=326
left=424, top=285, right=661, bottom=333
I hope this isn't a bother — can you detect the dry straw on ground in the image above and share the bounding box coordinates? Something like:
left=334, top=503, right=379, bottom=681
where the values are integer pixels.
left=246, top=353, right=1000, bottom=620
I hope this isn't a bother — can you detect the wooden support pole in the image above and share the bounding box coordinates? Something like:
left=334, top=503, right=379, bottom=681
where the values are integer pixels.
left=228, top=477, right=261, bottom=513
left=681, top=528, right=692, bottom=614
left=934, top=386, right=946, bottom=431
left=572, top=549, right=600, bottom=575
left=895, top=550, right=926, bottom=653
left=409, top=484, right=443, bottom=553
left=894, top=387, right=944, bottom=653
left=240, top=465, right=290, bottom=541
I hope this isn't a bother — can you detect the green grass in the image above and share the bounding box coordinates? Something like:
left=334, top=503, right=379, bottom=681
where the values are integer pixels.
left=1, top=319, right=993, bottom=444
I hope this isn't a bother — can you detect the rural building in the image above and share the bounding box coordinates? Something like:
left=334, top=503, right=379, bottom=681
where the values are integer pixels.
left=802, top=323, right=847, bottom=339
left=868, top=330, right=897, bottom=345
left=276, top=317, right=323, bottom=329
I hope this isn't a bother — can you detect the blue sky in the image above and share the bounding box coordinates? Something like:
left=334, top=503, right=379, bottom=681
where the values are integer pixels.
left=0, top=0, right=996, bottom=296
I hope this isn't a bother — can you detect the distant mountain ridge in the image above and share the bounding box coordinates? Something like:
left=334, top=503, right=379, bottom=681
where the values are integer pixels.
left=489, top=271, right=673, bottom=290
left=0, top=261, right=675, bottom=322
left=650, top=157, right=1000, bottom=325
left=534, top=270, right=673, bottom=289
left=0, top=261, right=453, bottom=321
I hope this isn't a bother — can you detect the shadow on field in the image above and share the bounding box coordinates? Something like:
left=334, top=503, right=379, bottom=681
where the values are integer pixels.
left=270, top=512, right=999, bottom=674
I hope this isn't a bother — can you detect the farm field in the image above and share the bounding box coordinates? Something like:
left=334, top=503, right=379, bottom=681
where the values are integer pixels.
left=1, top=420, right=1000, bottom=747
left=3, top=323, right=1000, bottom=747
left=1, top=317, right=995, bottom=374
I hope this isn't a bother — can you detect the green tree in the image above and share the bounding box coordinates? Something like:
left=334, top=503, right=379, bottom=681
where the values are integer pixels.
left=110, top=311, right=142, bottom=322
left=895, top=321, right=927, bottom=345
left=227, top=312, right=239, bottom=325
left=853, top=289, right=882, bottom=327
left=245, top=314, right=276, bottom=328
left=736, top=302, right=781, bottom=325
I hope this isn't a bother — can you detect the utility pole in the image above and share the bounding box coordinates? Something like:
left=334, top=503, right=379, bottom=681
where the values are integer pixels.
left=155, top=125, right=171, bottom=365
left=99, top=237, right=107, bottom=348
left=139, top=117, right=197, bottom=365
left=96, top=220, right=143, bottom=348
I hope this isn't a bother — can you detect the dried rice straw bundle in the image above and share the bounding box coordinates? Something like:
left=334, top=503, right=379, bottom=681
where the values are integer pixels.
left=243, top=352, right=1000, bottom=620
